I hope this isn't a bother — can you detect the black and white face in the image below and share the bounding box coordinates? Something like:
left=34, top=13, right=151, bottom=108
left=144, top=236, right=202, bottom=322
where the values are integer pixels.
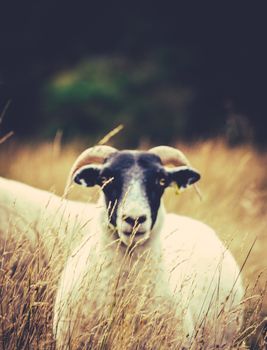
left=73, top=150, right=200, bottom=246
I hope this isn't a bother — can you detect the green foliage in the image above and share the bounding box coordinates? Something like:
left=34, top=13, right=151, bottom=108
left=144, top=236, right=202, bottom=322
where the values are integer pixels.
left=43, top=57, right=193, bottom=146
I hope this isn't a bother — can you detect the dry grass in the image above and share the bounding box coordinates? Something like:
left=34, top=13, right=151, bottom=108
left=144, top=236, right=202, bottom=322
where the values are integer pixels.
left=0, top=138, right=266, bottom=349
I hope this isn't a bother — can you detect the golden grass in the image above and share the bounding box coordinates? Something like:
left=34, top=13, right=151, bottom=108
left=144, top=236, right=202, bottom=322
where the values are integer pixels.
left=0, top=138, right=266, bottom=349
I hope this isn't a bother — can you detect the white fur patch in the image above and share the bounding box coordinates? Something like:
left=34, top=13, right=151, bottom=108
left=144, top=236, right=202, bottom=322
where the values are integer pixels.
left=79, top=178, right=88, bottom=187
left=116, top=175, right=152, bottom=244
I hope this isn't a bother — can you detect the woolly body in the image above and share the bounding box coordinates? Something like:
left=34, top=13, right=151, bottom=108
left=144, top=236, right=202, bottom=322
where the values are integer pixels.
left=54, top=196, right=243, bottom=348
left=0, top=147, right=244, bottom=349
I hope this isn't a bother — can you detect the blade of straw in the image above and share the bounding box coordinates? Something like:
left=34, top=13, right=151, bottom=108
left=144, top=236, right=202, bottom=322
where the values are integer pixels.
left=98, top=124, right=124, bottom=145
left=0, top=131, right=14, bottom=144
left=194, top=184, right=203, bottom=201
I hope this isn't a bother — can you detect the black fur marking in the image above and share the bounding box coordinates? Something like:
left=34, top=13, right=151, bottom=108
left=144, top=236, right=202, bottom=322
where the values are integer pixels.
left=99, top=152, right=167, bottom=228
left=169, top=168, right=200, bottom=188
left=99, top=153, right=136, bottom=226
left=74, top=167, right=100, bottom=187
left=137, top=154, right=168, bottom=227
left=74, top=151, right=200, bottom=230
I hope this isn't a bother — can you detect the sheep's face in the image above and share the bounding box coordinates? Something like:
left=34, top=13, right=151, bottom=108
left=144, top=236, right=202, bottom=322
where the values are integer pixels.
left=73, top=151, right=200, bottom=246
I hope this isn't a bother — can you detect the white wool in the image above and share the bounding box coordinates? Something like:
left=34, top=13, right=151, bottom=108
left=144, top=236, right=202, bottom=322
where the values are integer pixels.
left=54, top=197, right=244, bottom=348
left=0, top=176, right=244, bottom=349
left=0, top=177, right=93, bottom=251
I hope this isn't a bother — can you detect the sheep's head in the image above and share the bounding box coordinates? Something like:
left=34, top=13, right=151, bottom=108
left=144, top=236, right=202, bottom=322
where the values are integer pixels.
left=66, top=145, right=200, bottom=246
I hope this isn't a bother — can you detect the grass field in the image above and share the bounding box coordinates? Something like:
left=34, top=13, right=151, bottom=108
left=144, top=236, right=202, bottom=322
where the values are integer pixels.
left=0, top=138, right=266, bottom=349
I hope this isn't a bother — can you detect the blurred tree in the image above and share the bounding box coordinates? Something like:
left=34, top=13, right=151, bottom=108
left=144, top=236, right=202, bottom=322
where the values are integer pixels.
left=42, top=57, right=192, bottom=146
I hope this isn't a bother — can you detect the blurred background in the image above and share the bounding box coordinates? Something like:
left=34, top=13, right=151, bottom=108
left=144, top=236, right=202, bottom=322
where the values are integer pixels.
left=0, top=2, right=266, bottom=147
left=0, top=4, right=267, bottom=347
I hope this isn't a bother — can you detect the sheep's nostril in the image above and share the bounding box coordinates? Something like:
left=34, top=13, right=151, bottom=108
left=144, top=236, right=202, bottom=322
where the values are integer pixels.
left=138, top=215, right=147, bottom=224
left=124, top=216, right=136, bottom=227
left=124, top=215, right=147, bottom=227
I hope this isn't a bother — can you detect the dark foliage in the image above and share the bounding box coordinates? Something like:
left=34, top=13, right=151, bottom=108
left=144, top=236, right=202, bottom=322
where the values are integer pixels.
left=0, top=2, right=267, bottom=146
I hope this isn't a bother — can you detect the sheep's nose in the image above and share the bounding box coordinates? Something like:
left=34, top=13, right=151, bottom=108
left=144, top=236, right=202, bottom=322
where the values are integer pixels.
left=124, top=215, right=147, bottom=228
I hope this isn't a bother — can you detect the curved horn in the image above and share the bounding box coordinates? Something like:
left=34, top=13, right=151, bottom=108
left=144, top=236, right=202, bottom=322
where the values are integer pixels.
left=148, top=145, right=190, bottom=167
left=64, top=145, right=117, bottom=196
left=149, top=145, right=202, bottom=200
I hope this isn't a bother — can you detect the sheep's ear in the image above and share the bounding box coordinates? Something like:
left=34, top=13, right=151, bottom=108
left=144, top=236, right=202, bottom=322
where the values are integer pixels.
left=167, top=166, right=200, bottom=190
left=73, top=165, right=101, bottom=187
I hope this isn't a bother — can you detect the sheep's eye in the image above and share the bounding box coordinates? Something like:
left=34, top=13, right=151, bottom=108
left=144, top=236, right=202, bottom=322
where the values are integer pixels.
left=101, top=176, right=108, bottom=183
left=158, top=178, right=166, bottom=186
left=101, top=176, right=114, bottom=187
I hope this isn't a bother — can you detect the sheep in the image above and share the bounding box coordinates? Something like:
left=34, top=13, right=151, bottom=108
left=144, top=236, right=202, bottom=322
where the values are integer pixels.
left=53, top=145, right=244, bottom=349
left=0, top=176, right=94, bottom=254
